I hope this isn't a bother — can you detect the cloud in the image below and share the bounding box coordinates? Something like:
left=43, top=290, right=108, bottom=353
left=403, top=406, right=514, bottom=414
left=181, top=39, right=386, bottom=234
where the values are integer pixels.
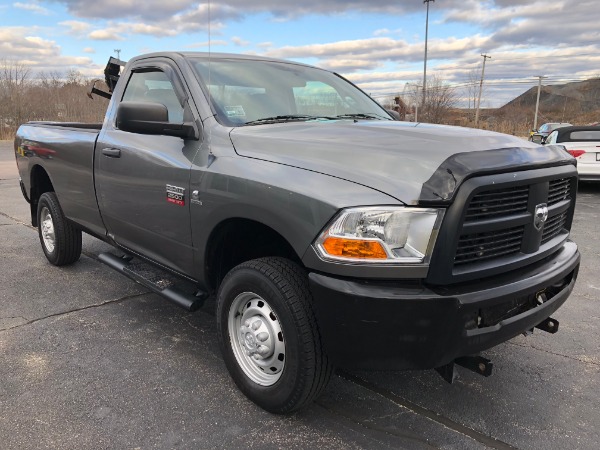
left=52, top=0, right=430, bottom=21
left=6, top=0, right=600, bottom=108
left=265, top=35, right=491, bottom=73
left=83, top=47, right=95, bottom=53
left=55, top=1, right=241, bottom=26
left=231, top=36, right=250, bottom=46
left=78, top=4, right=239, bottom=41
left=321, top=59, right=384, bottom=72
left=373, top=28, right=402, bottom=37
left=54, top=0, right=596, bottom=51
left=57, top=0, right=193, bottom=20
left=373, top=29, right=391, bottom=37
left=59, top=20, right=91, bottom=35
left=0, top=26, right=97, bottom=74
left=88, top=29, right=124, bottom=40
left=13, top=2, right=51, bottom=15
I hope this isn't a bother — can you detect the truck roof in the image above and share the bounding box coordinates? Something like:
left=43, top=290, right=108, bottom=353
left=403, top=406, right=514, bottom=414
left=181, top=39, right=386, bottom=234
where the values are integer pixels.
left=128, top=51, right=315, bottom=69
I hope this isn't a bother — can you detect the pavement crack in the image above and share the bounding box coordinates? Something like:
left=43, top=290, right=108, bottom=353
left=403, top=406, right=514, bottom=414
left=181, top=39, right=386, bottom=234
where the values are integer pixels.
left=0, top=316, right=28, bottom=322
left=0, top=210, right=33, bottom=228
left=338, top=371, right=518, bottom=450
left=0, top=292, right=149, bottom=332
left=507, top=340, right=600, bottom=367
left=314, top=400, right=435, bottom=449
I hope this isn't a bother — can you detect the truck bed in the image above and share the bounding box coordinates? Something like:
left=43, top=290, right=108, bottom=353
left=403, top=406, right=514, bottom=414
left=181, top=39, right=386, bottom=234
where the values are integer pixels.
left=25, top=121, right=103, bottom=131
left=15, top=122, right=105, bottom=236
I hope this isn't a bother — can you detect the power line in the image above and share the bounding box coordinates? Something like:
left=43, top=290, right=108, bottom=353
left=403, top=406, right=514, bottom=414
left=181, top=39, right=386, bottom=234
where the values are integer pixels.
left=365, top=74, right=597, bottom=95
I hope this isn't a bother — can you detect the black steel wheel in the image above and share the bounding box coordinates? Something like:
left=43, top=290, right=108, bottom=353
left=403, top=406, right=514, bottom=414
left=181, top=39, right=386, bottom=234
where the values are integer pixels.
left=217, top=257, right=332, bottom=413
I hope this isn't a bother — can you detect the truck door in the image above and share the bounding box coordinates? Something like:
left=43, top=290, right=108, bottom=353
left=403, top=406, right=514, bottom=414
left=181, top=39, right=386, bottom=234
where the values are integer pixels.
left=95, top=61, right=198, bottom=276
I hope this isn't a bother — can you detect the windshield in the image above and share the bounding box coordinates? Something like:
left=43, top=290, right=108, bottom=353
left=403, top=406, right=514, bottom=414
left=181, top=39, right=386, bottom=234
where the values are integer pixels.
left=191, top=58, right=392, bottom=126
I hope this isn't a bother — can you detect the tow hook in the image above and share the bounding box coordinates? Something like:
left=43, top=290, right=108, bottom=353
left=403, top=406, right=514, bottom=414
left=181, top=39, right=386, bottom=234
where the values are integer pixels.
left=535, top=317, right=559, bottom=334
left=435, top=355, right=493, bottom=384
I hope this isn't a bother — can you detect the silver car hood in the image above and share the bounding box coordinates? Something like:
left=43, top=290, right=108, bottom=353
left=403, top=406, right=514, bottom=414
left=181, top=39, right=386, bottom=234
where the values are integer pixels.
left=230, top=120, right=574, bottom=205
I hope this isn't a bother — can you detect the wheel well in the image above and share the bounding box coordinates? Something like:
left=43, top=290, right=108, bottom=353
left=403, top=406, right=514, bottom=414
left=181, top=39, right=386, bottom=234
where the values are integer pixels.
left=206, top=218, right=302, bottom=290
left=29, top=165, right=54, bottom=227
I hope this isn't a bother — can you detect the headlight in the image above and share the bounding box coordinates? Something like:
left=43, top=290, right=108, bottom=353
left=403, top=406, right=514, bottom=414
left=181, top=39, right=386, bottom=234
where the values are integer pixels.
left=315, top=207, right=444, bottom=264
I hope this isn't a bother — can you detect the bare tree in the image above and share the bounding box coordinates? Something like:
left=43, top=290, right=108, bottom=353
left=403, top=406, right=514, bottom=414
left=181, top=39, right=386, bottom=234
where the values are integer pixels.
left=0, top=60, right=32, bottom=137
left=0, top=62, right=108, bottom=139
left=421, top=74, right=457, bottom=124
left=464, top=67, right=481, bottom=120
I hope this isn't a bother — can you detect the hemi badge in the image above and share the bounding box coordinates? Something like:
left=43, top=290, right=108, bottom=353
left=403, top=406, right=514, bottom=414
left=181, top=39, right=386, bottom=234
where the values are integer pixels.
left=166, top=184, right=185, bottom=206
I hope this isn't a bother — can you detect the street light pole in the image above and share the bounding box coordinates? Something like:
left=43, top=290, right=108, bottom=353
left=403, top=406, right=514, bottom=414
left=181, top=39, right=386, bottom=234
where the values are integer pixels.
left=422, top=0, right=434, bottom=109
left=533, top=75, right=547, bottom=131
left=114, top=49, right=121, bottom=61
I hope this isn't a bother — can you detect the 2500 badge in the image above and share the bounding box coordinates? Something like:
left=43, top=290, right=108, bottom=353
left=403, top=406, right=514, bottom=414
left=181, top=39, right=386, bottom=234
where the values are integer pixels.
left=166, top=184, right=185, bottom=206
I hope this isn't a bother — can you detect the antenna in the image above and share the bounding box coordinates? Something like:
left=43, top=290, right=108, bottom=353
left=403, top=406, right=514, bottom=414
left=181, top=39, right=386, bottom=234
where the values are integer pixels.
left=208, top=0, right=212, bottom=97
left=207, top=0, right=214, bottom=157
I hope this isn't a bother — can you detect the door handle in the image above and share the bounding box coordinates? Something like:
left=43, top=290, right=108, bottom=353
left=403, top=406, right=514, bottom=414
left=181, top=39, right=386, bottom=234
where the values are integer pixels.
left=102, top=148, right=121, bottom=158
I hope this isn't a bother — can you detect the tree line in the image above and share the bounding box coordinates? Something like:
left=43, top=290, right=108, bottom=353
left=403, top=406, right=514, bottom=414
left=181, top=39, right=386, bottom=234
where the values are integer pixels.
left=4, top=59, right=591, bottom=141
left=0, top=60, right=109, bottom=140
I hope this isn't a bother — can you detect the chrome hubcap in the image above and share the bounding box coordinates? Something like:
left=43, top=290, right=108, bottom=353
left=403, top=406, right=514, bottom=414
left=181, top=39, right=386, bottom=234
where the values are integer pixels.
left=40, top=207, right=55, bottom=253
left=228, top=292, right=285, bottom=386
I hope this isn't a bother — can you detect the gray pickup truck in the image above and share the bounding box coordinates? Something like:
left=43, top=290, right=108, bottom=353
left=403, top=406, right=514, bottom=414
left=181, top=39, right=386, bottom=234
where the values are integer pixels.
left=15, top=52, right=580, bottom=413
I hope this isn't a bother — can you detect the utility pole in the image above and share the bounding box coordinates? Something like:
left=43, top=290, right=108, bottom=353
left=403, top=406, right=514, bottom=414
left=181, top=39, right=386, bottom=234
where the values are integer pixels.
left=474, top=53, right=491, bottom=126
left=406, top=83, right=422, bottom=122
left=414, top=84, right=422, bottom=122
left=533, top=75, right=547, bottom=131
left=422, top=0, right=434, bottom=109
left=114, top=49, right=121, bottom=61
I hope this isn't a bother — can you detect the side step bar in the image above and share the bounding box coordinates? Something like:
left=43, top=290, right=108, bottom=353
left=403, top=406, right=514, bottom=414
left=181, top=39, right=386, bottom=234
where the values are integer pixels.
left=98, top=252, right=207, bottom=312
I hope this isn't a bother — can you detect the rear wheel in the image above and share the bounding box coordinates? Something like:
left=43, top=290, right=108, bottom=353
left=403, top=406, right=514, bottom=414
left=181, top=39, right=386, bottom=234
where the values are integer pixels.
left=37, top=192, right=82, bottom=266
left=217, top=257, right=332, bottom=413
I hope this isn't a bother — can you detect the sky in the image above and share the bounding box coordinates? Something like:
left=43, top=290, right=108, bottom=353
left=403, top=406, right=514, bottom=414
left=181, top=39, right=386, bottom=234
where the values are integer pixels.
left=1, top=0, right=599, bottom=107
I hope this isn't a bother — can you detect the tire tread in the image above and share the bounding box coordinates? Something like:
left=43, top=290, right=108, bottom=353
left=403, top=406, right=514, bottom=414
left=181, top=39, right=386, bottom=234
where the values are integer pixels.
left=37, top=192, right=82, bottom=266
left=217, top=257, right=333, bottom=413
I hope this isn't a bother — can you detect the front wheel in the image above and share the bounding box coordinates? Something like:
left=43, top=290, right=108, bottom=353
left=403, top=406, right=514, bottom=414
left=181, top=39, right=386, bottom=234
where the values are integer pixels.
left=37, top=192, right=82, bottom=266
left=217, top=257, right=332, bottom=413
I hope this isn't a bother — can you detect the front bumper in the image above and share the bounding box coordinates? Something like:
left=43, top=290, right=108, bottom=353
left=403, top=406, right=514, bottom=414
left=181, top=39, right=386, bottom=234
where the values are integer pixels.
left=309, top=241, right=580, bottom=370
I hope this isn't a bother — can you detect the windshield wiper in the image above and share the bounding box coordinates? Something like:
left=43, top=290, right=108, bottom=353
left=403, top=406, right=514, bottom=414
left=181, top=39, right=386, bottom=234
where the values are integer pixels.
left=243, top=113, right=391, bottom=126
left=244, top=115, right=318, bottom=125
left=334, top=113, right=392, bottom=120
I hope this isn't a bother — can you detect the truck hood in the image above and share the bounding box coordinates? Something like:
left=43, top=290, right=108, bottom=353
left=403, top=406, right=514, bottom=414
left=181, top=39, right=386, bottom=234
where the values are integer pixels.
left=229, top=120, right=574, bottom=205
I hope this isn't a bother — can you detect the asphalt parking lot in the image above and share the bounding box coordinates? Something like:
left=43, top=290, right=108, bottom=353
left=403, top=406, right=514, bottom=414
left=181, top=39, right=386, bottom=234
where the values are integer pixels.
left=1, top=139, right=599, bottom=449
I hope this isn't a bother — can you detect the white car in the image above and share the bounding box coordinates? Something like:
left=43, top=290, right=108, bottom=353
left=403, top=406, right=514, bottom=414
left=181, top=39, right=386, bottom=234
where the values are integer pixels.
left=546, top=126, right=600, bottom=181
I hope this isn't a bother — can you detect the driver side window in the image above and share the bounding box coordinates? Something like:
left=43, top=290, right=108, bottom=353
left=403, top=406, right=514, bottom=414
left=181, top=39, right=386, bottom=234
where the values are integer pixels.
left=122, top=70, right=184, bottom=123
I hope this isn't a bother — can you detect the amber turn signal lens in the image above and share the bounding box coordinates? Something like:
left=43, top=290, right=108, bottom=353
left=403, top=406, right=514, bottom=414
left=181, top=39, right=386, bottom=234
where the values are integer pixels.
left=322, top=236, right=388, bottom=259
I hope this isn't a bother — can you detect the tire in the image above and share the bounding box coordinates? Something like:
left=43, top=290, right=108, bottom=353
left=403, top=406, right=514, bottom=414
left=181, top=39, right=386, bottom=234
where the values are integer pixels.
left=37, top=192, right=82, bottom=266
left=217, top=257, right=333, bottom=413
